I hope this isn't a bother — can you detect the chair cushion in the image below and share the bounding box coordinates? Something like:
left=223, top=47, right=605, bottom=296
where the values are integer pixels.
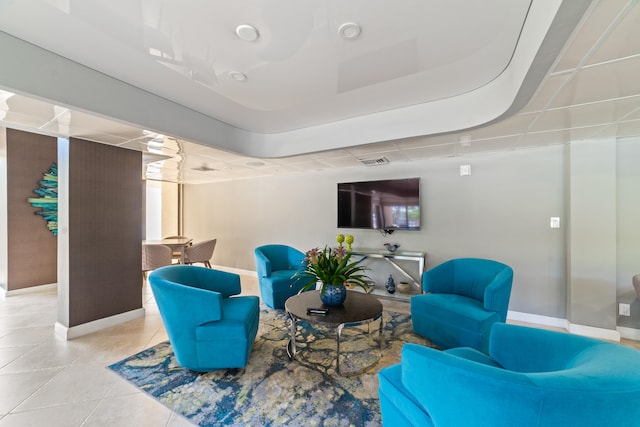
left=412, top=294, right=501, bottom=351
left=412, top=294, right=499, bottom=331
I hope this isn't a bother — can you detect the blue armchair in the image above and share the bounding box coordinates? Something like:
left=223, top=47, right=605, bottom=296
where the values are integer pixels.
left=411, top=258, right=513, bottom=353
left=149, top=265, right=259, bottom=371
left=254, top=244, right=308, bottom=309
left=379, top=323, right=640, bottom=427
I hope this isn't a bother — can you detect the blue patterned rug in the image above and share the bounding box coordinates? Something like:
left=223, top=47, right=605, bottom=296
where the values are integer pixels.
left=108, top=307, right=432, bottom=426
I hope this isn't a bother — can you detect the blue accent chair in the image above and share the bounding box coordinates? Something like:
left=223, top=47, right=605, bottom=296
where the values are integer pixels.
left=149, top=265, right=259, bottom=371
left=379, top=323, right=640, bottom=427
left=411, top=258, right=513, bottom=353
left=254, top=244, right=308, bottom=309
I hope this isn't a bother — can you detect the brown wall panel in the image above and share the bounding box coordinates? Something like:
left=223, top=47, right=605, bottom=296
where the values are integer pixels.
left=67, top=138, right=142, bottom=326
left=6, top=129, right=57, bottom=290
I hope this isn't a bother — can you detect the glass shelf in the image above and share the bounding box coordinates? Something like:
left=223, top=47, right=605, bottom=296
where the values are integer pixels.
left=350, top=249, right=426, bottom=302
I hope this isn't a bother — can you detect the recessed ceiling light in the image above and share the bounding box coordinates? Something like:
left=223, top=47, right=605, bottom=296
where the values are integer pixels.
left=229, top=71, right=247, bottom=82
left=339, top=22, right=361, bottom=40
left=235, top=24, right=259, bottom=42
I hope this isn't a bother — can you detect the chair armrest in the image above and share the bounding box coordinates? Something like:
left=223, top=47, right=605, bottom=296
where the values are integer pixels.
left=483, top=267, right=513, bottom=320
left=421, top=261, right=453, bottom=293
left=255, top=250, right=272, bottom=278
left=401, top=343, right=542, bottom=427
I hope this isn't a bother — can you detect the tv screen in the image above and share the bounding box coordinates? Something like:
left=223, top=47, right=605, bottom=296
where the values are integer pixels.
left=337, top=178, right=421, bottom=230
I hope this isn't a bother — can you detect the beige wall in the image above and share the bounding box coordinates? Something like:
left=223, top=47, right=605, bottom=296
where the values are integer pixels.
left=185, top=147, right=567, bottom=317
left=183, top=139, right=640, bottom=334
left=161, top=181, right=180, bottom=237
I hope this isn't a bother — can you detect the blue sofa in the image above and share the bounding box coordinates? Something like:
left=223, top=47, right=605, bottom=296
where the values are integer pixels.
left=411, top=258, right=513, bottom=353
left=149, top=265, right=259, bottom=371
left=379, top=323, right=640, bottom=427
left=254, top=244, right=309, bottom=309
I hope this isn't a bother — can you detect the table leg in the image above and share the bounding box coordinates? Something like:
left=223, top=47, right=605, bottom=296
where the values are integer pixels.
left=287, top=314, right=298, bottom=359
left=378, top=314, right=384, bottom=350
left=336, top=323, right=345, bottom=375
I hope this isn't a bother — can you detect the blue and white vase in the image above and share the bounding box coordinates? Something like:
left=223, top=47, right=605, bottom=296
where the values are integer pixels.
left=386, top=274, right=396, bottom=294
left=320, top=284, right=347, bottom=306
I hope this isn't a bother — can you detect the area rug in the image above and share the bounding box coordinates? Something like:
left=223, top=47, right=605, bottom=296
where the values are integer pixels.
left=108, top=307, right=432, bottom=426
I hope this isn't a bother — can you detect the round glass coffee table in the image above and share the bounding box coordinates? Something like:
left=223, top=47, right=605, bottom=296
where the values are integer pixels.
left=284, top=290, right=384, bottom=375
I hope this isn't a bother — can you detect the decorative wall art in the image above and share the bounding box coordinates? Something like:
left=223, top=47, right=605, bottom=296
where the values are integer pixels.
left=27, top=162, right=58, bottom=236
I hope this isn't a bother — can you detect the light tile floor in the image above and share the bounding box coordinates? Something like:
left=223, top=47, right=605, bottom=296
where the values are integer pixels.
left=0, top=279, right=197, bottom=427
left=1, top=273, right=638, bottom=426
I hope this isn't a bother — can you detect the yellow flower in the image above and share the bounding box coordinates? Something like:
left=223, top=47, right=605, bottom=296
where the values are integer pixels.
left=336, top=234, right=345, bottom=246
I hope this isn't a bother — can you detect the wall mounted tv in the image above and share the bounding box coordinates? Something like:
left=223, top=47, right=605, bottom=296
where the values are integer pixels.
left=337, top=177, right=421, bottom=231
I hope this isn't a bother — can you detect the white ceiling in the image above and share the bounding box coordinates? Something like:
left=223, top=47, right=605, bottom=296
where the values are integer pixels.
left=1, top=0, right=640, bottom=184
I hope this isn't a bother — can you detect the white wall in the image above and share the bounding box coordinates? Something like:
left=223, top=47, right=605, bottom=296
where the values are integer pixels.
left=145, top=180, right=162, bottom=240
left=184, top=146, right=568, bottom=319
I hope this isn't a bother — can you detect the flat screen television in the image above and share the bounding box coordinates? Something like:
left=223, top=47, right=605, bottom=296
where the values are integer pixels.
left=337, top=177, right=421, bottom=231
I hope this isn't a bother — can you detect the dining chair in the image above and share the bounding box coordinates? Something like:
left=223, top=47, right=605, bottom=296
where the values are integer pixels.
left=184, top=239, right=217, bottom=268
left=142, top=244, right=173, bottom=281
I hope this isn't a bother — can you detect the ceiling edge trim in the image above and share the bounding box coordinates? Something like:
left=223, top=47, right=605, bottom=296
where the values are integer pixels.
left=0, top=1, right=591, bottom=159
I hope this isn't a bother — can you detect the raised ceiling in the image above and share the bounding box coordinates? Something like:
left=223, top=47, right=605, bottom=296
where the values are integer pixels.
left=1, top=0, right=640, bottom=184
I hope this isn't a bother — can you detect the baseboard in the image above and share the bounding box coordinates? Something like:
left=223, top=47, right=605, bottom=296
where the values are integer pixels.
left=507, top=310, right=625, bottom=342
left=211, top=264, right=257, bottom=277
left=507, top=310, right=568, bottom=329
left=55, top=307, right=145, bottom=340
left=568, top=323, right=621, bottom=342
left=1, top=282, right=57, bottom=298
left=617, top=326, right=640, bottom=341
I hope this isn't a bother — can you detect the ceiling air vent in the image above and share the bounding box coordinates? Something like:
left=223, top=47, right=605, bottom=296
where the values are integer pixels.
left=360, top=157, right=390, bottom=166
left=191, top=163, right=217, bottom=172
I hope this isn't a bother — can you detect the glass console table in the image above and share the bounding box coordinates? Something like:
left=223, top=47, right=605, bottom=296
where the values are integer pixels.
left=350, top=249, right=426, bottom=301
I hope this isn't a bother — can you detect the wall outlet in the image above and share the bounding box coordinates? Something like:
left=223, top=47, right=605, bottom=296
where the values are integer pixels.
left=550, top=217, right=560, bottom=228
left=460, top=164, right=471, bottom=176
left=619, top=303, right=631, bottom=316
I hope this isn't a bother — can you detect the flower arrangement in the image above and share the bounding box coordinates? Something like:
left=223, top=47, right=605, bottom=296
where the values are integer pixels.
left=294, top=245, right=370, bottom=297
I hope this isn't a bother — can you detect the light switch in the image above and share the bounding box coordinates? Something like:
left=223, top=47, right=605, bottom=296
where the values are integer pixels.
left=619, top=303, right=631, bottom=316
left=550, top=217, right=560, bottom=228
left=460, top=165, right=471, bottom=176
